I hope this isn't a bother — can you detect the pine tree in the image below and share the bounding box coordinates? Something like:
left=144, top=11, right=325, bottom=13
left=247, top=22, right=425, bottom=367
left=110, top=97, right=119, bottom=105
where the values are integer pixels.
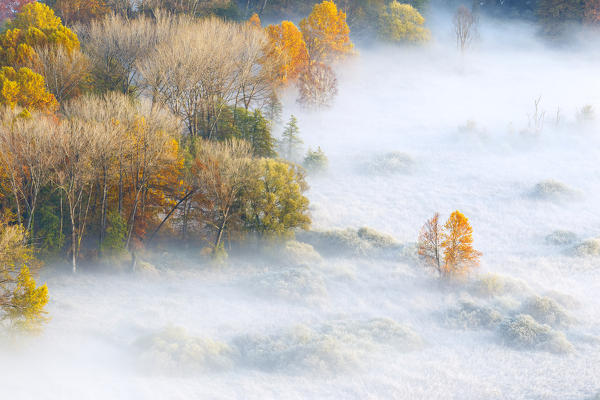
left=278, top=115, right=303, bottom=162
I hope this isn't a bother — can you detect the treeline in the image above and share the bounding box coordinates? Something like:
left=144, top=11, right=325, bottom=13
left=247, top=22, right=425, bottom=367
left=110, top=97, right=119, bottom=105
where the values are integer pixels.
left=0, top=0, right=361, bottom=329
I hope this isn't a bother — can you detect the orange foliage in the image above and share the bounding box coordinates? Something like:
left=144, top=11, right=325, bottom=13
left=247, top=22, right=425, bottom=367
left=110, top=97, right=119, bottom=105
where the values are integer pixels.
left=299, top=0, right=354, bottom=63
left=441, top=210, right=481, bottom=275
left=266, top=21, right=310, bottom=84
left=248, top=12, right=261, bottom=28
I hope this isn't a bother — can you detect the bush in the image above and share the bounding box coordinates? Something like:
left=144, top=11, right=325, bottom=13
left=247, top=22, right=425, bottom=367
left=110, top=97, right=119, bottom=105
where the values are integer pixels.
left=303, top=147, right=328, bottom=174
left=499, top=314, right=573, bottom=353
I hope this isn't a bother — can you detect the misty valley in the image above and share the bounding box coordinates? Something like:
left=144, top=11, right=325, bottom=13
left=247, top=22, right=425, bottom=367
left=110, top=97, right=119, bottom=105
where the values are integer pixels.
left=0, top=0, right=599, bottom=399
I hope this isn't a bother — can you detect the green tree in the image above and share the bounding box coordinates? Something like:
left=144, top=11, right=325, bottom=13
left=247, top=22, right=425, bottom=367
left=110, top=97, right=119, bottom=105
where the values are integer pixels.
left=377, top=1, right=430, bottom=43
left=243, top=159, right=311, bottom=238
left=278, top=115, right=303, bottom=162
left=217, top=107, right=276, bottom=158
left=101, top=211, right=127, bottom=255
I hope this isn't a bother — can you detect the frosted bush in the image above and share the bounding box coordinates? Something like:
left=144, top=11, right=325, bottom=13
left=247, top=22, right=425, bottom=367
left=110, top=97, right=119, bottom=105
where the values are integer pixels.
left=297, top=227, right=402, bottom=257
left=446, top=300, right=503, bottom=329
left=252, top=265, right=328, bottom=303
left=134, top=326, right=234, bottom=373
left=499, top=314, right=573, bottom=353
left=362, top=151, right=413, bottom=175
left=573, top=238, right=600, bottom=257
left=233, top=318, right=422, bottom=373
left=522, top=296, right=572, bottom=327
left=530, top=180, right=577, bottom=200
left=545, top=230, right=578, bottom=246
left=470, top=273, right=530, bottom=298
left=263, top=240, right=323, bottom=266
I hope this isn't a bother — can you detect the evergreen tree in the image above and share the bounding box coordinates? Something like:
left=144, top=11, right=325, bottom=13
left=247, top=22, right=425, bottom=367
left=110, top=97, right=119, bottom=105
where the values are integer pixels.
left=278, top=115, right=304, bottom=162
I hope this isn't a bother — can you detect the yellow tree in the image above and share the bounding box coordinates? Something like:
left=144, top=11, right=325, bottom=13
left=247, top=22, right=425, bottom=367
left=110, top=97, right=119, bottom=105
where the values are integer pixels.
left=377, top=1, right=430, bottom=44
left=0, top=2, right=80, bottom=68
left=299, top=0, right=354, bottom=63
left=0, top=221, right=48, bottom=331
left=0, top=66, right=58, bottom=111
left=53, top=0, right=109, bottom=26
left=441, top=210, right=481, bottom=275
left=266, top=21, right=310, bottom=84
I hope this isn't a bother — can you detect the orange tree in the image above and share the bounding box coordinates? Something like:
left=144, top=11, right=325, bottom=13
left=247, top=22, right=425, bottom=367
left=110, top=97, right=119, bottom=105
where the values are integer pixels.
left=266, top=21, right=310, bottom=84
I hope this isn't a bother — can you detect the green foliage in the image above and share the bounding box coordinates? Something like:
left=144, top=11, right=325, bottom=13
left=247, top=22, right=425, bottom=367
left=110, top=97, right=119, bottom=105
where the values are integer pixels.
left=218, top=107, right=276, bottom=158
left=243, top=159, right=311, bottom=238
left=303, top=146, right=328, bottom=174
left=377, top=1, right=430, bottom=43
left=102, top=211, right=127, bottom=255
left=278, top=115, right=303, bottom=162
left=36, top=203, right=65, bottom=256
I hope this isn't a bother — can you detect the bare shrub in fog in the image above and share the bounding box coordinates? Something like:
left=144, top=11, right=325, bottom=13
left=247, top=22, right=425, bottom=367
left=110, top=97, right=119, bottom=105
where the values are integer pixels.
left=526, top=96, right=546, bottom=134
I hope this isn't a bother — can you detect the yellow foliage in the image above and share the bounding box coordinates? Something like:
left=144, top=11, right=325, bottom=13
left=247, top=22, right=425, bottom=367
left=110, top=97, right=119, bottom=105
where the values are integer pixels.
left=0, top=66, right=58, bottom=111
left=0, top=2, right=80, bottom=68
left=299, top=0, right=354, bottom=63
left=377, top=1, right=430, bottom=43
left=266, top=21, right=310, bottom=84
left=5, top=266, right=48, bottom=331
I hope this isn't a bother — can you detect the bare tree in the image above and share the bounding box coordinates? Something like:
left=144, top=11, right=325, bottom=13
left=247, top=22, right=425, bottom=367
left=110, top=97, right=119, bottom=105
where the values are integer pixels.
left=194, top=139, right=255, bottom=252
left=297, top=62, right=338, bottom=109
left=453, top=5, right=479, bottom=52
left=417, top=213, right=443, bottom=276
left=0, top=110, right=55, bottom=238
left=35, top=46, right=91, bottom=104
left=139, top=16, right=275, bottom=138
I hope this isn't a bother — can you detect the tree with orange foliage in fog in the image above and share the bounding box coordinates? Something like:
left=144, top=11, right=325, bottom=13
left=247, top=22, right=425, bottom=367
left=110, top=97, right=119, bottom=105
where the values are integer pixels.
left=299, top=0, right=354, bottom=63
left=584, top=0, right=600, bottom=24
left=418, top=210, right=481, bottom=277
left=266, top=21, right=309, bottom=84
left=248, top=12, right=261, bottom=28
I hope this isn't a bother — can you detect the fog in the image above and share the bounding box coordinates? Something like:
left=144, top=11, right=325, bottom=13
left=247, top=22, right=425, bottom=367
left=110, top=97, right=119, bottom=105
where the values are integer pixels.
left=3, top=14, right=600, bottom=400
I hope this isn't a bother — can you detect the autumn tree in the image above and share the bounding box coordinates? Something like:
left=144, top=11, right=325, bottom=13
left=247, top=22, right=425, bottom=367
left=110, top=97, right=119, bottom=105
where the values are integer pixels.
left=53, top=0, right=109, bottom=26
left=0, top=67, right=58, bottom=111
left=377, top=1, right=430, bottom=43
left=0, top=2, right=80, bottom=68
left=417, top=211, right=481, bottom=277
left=300, top=0, right=354, bottom=63
left=0, top=220, right=48, bottom=331
left=194, top=139, right=255, bottom=254
left=278, top=115, right=303, bottom=162
left=266, top=21, right=309, bottom=84
left=248, top=12, right=261, bottom=28
left=297, top=62, right=338, bottom=108
left=242, top=159, right=310, bottom=238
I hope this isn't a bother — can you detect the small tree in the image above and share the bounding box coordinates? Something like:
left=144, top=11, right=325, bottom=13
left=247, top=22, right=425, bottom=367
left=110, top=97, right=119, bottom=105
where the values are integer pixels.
left=297, top=62, right=338, bottom=109
left=453, top=5, right=479, bottom=52
left=377, top=1, right=430, bottom=43
left=303, top=146, right=328, bottom=174
left=417, top=212, right=442, bottom=275
left=417, top=210, right=481, bottom=277
left=441, top=210, right=481, bottom=275
left=0, top=220, right=48, bottom=331
left=300, top=0, right=354, bottom=62
left=278, top=115, right=303, bottom=162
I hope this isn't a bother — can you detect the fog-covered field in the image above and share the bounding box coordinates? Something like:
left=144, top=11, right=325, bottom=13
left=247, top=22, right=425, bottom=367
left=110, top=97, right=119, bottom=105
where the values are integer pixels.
left=3, top=19, right=600, bottom=400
